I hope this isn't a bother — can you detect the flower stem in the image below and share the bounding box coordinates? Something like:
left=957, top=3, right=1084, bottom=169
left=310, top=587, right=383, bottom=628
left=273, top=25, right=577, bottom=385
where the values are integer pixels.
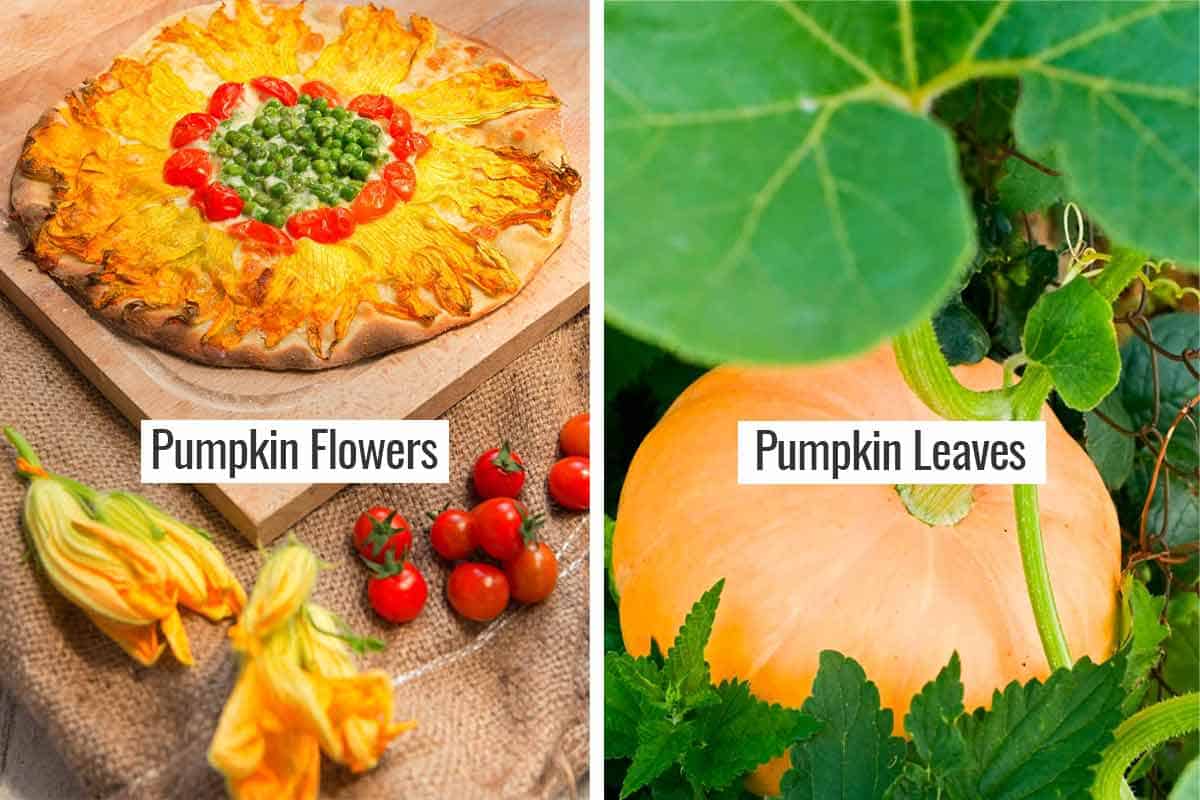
left=1092, top=693, right=1200, bottom=798
left=3, top=426, right=41, bottom=467
left=892, top=319, right=1012, bottom=421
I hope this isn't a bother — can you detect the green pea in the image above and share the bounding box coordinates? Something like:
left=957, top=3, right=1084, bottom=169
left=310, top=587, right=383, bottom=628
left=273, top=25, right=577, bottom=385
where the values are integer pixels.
left=252, top=205, right=272, bottom=222
left=312, top=98, right=328, bottom=111
left=261, top=124, right=278, bottom=139
left=312, top=158, right=332, bottom=175
left=363, top=147, right=381, bottom=163
left=223, top=162, right=245, bottom=177
left=304, top=141, right=321, bottom=156
left=336, top=155, right=355, bottom=176
left=335, top=124, right=353, bottom=140
left=292, top=156, right=310, bottom=173
left=356, top=133, right=375, bottom=150
left=297, top=127, right=316, bottom=144
left=349, top=161, right=371, bottom=180
left=251, top=160, right=270, bottom=176
left=268, top=181, right=288, bottom=199
left=351, top=117, right=371, bottom=131
left=265, top=98, right=282, bottom=109
left=344, top=142, right=363, bottom=159
left=227, top=131, right=248, bottom=148
left=217, top=143, right=236, bottom=158
left=299, top=93, right=312, bottom=105
left=252, top=116, right=268, bottom=130
left=233, top=152, right=250, bottom=168
left=315, top=147, right=332, bottom=161
left=236, top=186, right=254, bottom=202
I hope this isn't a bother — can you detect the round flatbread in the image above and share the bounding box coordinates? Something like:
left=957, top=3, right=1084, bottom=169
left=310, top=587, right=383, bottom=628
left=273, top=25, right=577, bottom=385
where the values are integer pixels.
left=11, top=0, right=580, bottom=370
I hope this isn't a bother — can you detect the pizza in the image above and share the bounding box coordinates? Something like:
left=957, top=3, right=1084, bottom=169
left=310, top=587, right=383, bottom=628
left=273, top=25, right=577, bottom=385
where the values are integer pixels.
left=11, top=0, right=580, bottom=370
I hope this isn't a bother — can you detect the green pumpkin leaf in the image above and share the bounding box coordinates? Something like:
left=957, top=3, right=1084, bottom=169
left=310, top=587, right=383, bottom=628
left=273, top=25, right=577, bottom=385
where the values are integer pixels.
left=953, top=656, right=1124, bottom=798
left=933, top=299, right=990, bottom=365
left=905, top=653, right=966, bottom=770
left=682, top=679, right=820, bottom=791
left=664, top=579, right=724, bottom=708
left=781, top=651, right=906, bottom=800
left=606, top=651, right=666, bottom=760
left=623, top=717, right=698, bottom=799
left=1085, top=392, right=1136, bottom=490
left=1118, top=574, right=1169, bottom=715
left=1119, top=312, right=1200, bottom=472
left=1121, top=454, right=1200, bottom=552
left=606, top=2, right=1198, bottom=366
left=1023, top=277, right=1121, bottom=410
left=1171, top=757, right=1200, bottom=800
left=997, top=148, right=1063, bottom=214
left=1163, top=591, right=1200, bottom=697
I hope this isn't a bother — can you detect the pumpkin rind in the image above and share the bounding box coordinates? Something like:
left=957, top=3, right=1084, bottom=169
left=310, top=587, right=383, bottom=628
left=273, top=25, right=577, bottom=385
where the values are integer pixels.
left=612, top=345, right=1121, bottom=796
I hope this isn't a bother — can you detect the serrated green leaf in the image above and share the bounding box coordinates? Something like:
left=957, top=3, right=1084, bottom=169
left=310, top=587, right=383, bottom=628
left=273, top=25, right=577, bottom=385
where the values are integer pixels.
left=954, top=656, right=1124, bottom=798
left=623, top=717, right=698, bottom=799
left=883, top=763, right=942, bottom=800
left=997, top=148, right=1063, bottom=214
left=1170, top=754, right=1200, bottom=800
left=1085, top=392, right=1136, bottom=491
left=1119, top=312, right=1200, bottom=472
left=934, top=299, right=990, bottom=365
left=606, top=651, right=666, bottom=760
left=1023, top=277, right=1121, bottom=410
left=664, top=579, right=724, bottom=708
left=683, top=679, right=820, bottom=791
left=781, top=651, right=906, bottom=800
left=906, top=653, right=967, bottom=769
left=1118, top=574, right=1169, bottom=715
left=648, top=768, right=692, bottom=800
left=1164, top=592, right=1200, bottom=696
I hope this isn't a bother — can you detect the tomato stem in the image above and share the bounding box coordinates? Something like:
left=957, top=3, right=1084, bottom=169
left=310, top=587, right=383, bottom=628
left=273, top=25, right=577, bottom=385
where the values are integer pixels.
left=892, top=319, right=1012, bottom=421
left=1092, top=693, right=1200, bottom=798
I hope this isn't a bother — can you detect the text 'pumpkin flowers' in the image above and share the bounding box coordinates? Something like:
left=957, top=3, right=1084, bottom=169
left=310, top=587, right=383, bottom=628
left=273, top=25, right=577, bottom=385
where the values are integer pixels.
left=209, top=538, right=413, bottom=800
left=4, top=427, right=245, bottom=666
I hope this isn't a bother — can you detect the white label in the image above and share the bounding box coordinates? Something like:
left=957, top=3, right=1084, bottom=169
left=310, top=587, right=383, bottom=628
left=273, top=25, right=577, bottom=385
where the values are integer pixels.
left=737, top=421, right=1046, bottom=485
left=140, top=420, right=449, bottom=484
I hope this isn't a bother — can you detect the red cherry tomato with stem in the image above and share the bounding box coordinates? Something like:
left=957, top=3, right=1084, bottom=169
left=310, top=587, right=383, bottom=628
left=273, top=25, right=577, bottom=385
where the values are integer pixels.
left=548, top=456, right=589, bottom=510
left=472, top=441, right=526, bottom=499
left=353, top=506, right=413, bottom=564
left=193, top=182, right=244, bottom=221
left=350, top=180, right=397, bottom=224
left=559, top=412, right=589, bottom=457
left=429, top=508, right=476, bottom=561
left=382, top=161, right=416, bottom=202
left=366, top=553, right=427, bottom=623
left=447, top=562, right=509, bottom=622
left=163, top=148, right=212, bottom=188
left=299, top=80, right=340, bottom=106
left=472, top=497, right=542, bottom=562
left=170, top=112, right=219, bottom=148
left=228, top=220, right=295, bottom=254
left=347, top=94, right=395, bottom=120
left=250, top=76, right=298, bottom=106
left=504, top=541, right=558, bottom=604
left=208, top=82, right=244, bottom=120
left=286, top=207, right=355, bottom=243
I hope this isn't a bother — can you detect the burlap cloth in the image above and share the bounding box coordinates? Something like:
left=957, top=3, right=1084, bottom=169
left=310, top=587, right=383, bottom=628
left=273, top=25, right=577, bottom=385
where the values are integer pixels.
left=0, top=293, right=589, bottom=799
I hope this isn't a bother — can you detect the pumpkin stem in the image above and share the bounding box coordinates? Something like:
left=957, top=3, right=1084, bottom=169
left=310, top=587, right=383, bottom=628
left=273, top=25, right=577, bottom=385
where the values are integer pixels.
left=1014, top=483, right=1073, bottom=671
left=895, top=483, right=973, bottom=526
left=891, top=320, right=1012, bottom=421
left=1091, top=692, right=1200, bottom=798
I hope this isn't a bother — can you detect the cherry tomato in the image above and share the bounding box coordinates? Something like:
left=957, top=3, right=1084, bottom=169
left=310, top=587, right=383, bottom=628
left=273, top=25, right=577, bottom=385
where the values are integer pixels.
left=366, top=557, right=427, bottom=623
left=472, top=441, right=526, bottom=499
left=350, top=180, right=397, bottom=224
left=250, top=76, right=298, bottom=106
left=381, top=161, right=416, bottom=202
left=299, top=80, right=340, bottom=106
left=193, top=182, right=244, bottom=221
left=286, top=206, right=355, bottom=244
left=472, top=497, right=542, bottom=562
left=447, top=562, right=509, bottom=622
left=388, top=107, right=413, bottom=137
left=389, top=130, right=430, bottom=162
left=163, top=148, right=212, bottom=189
left=559, top=412, right=589, bottom=457
left=429, top=508, right=475, bottom=561
left=208, top=82, right=244, bottom=120
left=347, top=94, right=395, bottom=120
left=353, top=506, right=413, bottom=564
left=548, top=456, right=589, bottom=510
left=228, top=220, right=295, bottom=254
left=504, top=542, right=558, bottom=604
left=170, top=112, right=219, bottom=148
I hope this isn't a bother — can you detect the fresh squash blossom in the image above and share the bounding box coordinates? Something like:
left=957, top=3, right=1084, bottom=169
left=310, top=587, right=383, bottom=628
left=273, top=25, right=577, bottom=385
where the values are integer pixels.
left=210, top=539, right=413, bottom=799
left=5, top=428, right=244, bottom=666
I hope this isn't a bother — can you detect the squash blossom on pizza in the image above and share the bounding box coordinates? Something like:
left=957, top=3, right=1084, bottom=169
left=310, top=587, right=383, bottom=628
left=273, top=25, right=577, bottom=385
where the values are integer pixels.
left=4, top=427, right=245, bottom=666
left=209, top=538, right=413, bottom=799
left=12, top=0, right=580, bottom=369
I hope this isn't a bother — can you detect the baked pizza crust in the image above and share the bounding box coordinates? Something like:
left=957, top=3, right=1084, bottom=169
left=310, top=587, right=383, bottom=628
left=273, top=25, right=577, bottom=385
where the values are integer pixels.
left=10, top=2, right=577, bottom=370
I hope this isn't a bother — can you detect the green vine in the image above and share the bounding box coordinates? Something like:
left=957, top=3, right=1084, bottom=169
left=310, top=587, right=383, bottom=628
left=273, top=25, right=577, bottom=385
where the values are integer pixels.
left=1092, top=693, right=1200, bottom=799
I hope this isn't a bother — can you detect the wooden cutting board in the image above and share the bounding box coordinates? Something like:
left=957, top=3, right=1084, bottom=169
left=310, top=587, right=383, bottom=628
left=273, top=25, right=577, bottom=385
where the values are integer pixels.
left=0, top=0, right=588, bottom=542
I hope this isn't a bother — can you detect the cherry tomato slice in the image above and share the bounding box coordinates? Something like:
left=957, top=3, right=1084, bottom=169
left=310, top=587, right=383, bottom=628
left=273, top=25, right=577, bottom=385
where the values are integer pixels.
left=367, top=561, right=427, bottom=623
left=559, top=412, right=590, bottom=457
left=347, top=94, right=395, bottom=120
left=170, top=112, right=219, bottom=148
left=388, top=107, right=413, bottom=137
left=548, top=456, right=589, bottom=510
left=193, top=182, right=244, bottom=221
left=389, top=130, right=431, bottom=162
left=228, top=220, right=296, bottom=254
left=250, top=76, right=298, bottom=106
left=163, top=148, right=212, bottom=189
left=504, top=541, right=558, bottom=604
left=429, top=508, right=476, bottom=561
left=381, top=161, right=416, bottom=202
left=350, top=180, right=397, bottom=224
left=208, top=82, right=245, bottom=120
left=299, top=80, right=340, bottom=106
left=447, top=562, right=510, bottom=622
left=286, top=207, right=355, bottom=244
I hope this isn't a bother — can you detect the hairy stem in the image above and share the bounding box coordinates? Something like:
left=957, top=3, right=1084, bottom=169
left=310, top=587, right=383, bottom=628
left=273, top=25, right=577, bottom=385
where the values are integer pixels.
left=1014, top=483, right=1072, bottom=670
left=892, top=319, right=1012, bottom=421
left=1092, top=693, right=1200, bottom=799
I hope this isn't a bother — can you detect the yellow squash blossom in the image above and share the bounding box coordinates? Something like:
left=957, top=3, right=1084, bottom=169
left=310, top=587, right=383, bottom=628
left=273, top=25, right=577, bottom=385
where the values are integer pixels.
left=5, top=427, right=244, bottom=666
left=210, top=539, right=413, bottom=800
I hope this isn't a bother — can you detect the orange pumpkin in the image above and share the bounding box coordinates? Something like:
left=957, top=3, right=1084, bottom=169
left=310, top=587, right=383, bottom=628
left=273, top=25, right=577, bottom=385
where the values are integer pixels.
left=612, top=345, right=1121, bottom=796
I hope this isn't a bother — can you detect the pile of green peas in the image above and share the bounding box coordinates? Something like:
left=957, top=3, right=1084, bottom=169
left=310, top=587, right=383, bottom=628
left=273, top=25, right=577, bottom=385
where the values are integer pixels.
left=207, top=96, right=388, bottom=228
